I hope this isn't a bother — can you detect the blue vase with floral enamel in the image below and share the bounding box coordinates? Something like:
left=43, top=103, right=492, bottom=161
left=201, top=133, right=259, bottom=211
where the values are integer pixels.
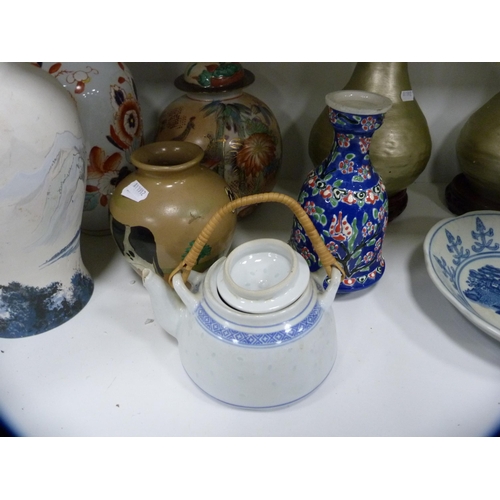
left=290, top=90, right=392, bottom=293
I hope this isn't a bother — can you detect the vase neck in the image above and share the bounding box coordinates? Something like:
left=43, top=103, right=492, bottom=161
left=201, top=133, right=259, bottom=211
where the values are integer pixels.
left=137, top=162, right=198, bottom=179
left=334, top=131, right=373, bottom=150
left=186, top=89, right=243, bottom=101
left=328, top=107, right=385, bottom=137
left=131, top=141, right=204, bottom=175
left=344, top=62, right=411, bottom=100
left=324, top=132, right=374, bottom=176
left=321, top=108, right=383, bottom=178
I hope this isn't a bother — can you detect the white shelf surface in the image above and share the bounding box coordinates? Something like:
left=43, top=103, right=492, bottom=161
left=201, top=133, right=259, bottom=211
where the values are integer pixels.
left=1, top=181, right=500, bottom=437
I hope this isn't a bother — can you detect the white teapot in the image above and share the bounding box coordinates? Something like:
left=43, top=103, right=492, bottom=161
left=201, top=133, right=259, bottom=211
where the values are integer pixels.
left=142, top=193, right=344, bottom=409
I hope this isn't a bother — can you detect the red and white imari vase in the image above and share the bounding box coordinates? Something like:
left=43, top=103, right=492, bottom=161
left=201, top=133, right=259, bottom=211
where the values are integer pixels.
left=290, top=90, right=392, bottom=293
left=40, top=62, right=144, bottom=234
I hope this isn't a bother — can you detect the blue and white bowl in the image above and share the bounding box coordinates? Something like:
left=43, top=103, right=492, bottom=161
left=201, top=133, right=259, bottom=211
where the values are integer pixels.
left=424, top=211, right=500, bottom=342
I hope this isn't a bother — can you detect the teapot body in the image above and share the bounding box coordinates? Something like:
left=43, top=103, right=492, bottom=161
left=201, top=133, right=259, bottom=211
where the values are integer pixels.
left=177, top=259, right=338, bottom=409
left=143, top=227, right=342, bottom=409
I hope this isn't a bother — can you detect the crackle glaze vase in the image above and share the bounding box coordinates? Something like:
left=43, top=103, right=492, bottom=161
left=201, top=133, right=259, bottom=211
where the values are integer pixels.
left=155, top=63, right=282, bottom=217
left=290, top=90, right=392, bottom=293
left=109, top=141, right=237, bottom=279
left=0, top=63, right=93, bottom=338
left=40, top=62, right=144, bottom=234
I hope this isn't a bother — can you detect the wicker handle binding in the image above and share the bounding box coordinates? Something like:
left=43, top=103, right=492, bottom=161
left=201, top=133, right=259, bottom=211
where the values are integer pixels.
left=168, top=192, right=344, bottom=286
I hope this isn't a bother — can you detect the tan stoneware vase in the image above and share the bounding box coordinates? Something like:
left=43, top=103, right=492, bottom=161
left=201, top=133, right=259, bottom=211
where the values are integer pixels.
left=109, top=141, right=237, bottom=279
left=309, top=62, right=432, bottom=221
left=155, top=63, right=282, bottom=217
left=447, top=91, right=500, bottom=214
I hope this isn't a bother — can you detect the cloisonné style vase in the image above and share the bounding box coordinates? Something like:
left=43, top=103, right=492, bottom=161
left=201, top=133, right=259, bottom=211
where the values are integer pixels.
left=0, top=63, right=93, bottom=338
left=156, top=63, right=282, bottom=217
left=309, top=63, right=431, bottom=221
left=40, top=62, right=144, bottom=234
left=290, top=90, right=392, bottom=293
left=109, top=141, right=237, bottom=279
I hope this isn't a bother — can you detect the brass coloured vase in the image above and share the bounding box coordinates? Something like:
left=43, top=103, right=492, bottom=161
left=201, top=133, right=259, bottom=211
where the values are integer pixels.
left=447, top=91, right=500, bottom=214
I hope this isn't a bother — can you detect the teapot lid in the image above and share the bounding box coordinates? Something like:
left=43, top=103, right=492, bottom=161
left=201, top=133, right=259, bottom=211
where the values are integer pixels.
left=216, top=239, right=310, bottom=314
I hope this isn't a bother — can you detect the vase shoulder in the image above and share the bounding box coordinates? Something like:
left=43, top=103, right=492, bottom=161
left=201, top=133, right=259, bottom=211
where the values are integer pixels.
left=344, top=62, right=412, bottom=100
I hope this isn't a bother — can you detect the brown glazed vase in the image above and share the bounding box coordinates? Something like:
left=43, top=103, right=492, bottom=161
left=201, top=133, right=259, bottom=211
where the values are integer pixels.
left=109, top=141, right=237, bottom=279
left=155, top=63, right=282, bottom=217
left=309, top=63, right=432, bottom=221
left=447, top=91, right=500, bottom=214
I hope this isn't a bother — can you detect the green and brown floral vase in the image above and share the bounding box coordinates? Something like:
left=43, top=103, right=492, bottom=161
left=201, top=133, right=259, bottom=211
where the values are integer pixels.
left=156, top=63, right=282, bottom=217
left=290, top=90, right=392, bottom=293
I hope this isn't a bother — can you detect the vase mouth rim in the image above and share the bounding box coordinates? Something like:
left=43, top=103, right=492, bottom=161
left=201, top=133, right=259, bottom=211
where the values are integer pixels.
left=325, top=90, right=392, bottom=115
left=131, top=141, right=204, bottom=172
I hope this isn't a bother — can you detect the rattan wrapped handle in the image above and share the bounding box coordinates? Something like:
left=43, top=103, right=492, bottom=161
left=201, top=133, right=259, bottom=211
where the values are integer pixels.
left=168, top=192, right=344, bottom=285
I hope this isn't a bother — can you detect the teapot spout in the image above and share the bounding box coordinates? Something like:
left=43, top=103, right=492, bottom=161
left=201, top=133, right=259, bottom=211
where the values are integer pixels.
left=142, top=268, right=185, bottom=339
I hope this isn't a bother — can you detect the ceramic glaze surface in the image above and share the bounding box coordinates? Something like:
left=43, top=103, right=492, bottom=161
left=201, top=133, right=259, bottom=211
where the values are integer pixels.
left=142, top=238, right=341, bottom=409
left=424, top=211, right=500, bottom=343
left=156, top=64, right=282, bottom=216
left=181, top=62, right=246, bottom=89
left=230, top=250, right=291, bottom=290
left=309, top=63, right=432, bottom=221
left=40, top=62, right=144, bottom=234
left=291, top=91, right=391, bottom=293
left=219, top=239, right=310, bottom=313
left=448, top=91, right=500, bottom=215
left=109, top=141, right=236, bottom=278
left=0, top=63, right=93, bottom=338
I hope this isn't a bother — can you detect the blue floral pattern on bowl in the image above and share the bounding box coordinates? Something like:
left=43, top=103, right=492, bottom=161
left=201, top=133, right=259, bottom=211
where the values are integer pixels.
left=424, top=211, right=500, bottom=342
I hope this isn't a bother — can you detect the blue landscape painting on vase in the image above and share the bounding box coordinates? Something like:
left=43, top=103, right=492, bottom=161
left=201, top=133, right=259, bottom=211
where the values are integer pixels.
left=0, top=272, right=93, bottom=338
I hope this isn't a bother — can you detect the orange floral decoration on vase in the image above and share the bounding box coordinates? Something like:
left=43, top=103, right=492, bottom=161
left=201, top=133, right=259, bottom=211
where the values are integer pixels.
left=156, top=63, right=282, bottom=217
left=40, top=62, right=144, bottom=234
